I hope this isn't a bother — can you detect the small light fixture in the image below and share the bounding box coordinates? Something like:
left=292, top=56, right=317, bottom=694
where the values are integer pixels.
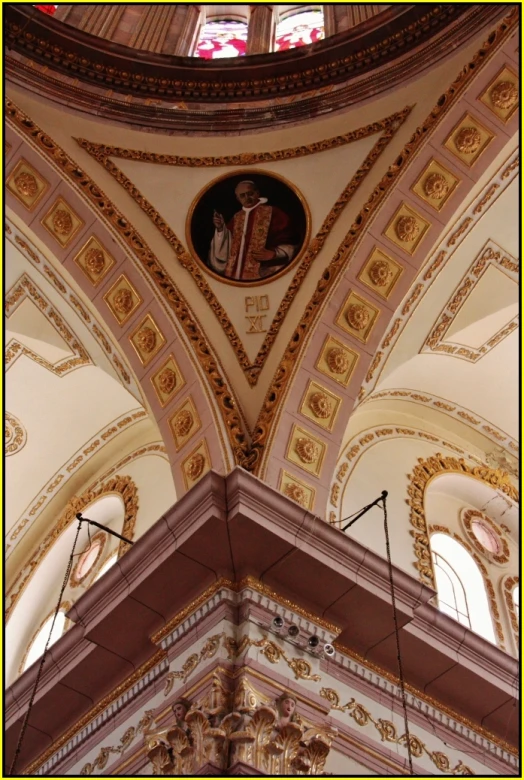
left=323, top=643, right=335, bottom=657
left=271, top=616, right=284, bottom=631
left=288, top=624, right=299, bottom=637
left=308, top=635, right=320, bottom=648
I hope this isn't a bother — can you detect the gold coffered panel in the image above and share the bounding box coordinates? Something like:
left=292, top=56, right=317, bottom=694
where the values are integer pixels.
left=279, top=470, right=315, bottom=510
left=6, top=158, right=48, bottom=211
left=169, top=395, right=201, bottom=452
left=479, top=66, right=519, bottom=123
left=299, top=380, right=341, bottom=432
left=285, top=424, right=326, bottom=477
left=103, top=274, right=143, bottom=326
left=41, top=197, right=84, bottom=248
left=151, top=354, right=185, bottom=408
left=357, top=247, right=403, bottom=300
left=73, top=236, right=116, bottom=287
left=129, top=313, right=166, bottom=367
left=336, top=290, right=380, bottom=343
left=443, top=113, right=494, bottom=167
left=182, top=439, right=211, bottom=490
left=411, top=159, right=460, bottom=212
left=316, top=335, right=359, bottom=387
left=383, top=203, right=430, bottom=255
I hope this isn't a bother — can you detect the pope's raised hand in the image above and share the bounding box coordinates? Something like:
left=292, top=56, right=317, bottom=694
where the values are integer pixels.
left=213, top=210, right=225, bottom=231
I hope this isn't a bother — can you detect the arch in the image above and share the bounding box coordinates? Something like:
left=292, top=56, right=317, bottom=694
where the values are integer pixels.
left=407, top=454, right=518, bottom=588
left=6, top=476, right=138, bottom=623
left=430, top=532, right=496, bottom=644
left=502, top=575, right=519, bottom=649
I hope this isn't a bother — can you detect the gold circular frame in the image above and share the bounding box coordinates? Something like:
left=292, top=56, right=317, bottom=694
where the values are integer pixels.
left=185, top=168, right=311, bottom=287
left=70, top=531, right=107, bottom=588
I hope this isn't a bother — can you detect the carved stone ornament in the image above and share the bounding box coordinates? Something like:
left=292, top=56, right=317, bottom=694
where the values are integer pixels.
left=136, top=327, right=157, bottom=353
left=158, top=368, right=177, bottom=395
left=173, top=409, right=193, bottom=438
left=327, top=347, right=350, bottom=374
left=454, top=126, right=482, bottom=154
left=423, top=172, right=450, bottom=200
left=308, top=391, right=332, bottom=419
left=346, top=303, right=370, bottom=331
left=52, top=209, right=73, bottom=235
left=490, top=80, right=518, bottom=109
left=283, top=482, right=308, bottom=506
left=113, top=287, right=135, bottom=315
left=145, top=679, right=335, bottom=775
left=85, top=247, right=106, bottom=276
left=14, top=171, right=38, bottom=197
left=295, top=437, right=319, bottom=464
left=5, top=412, right=27, bottom=456
left=395, top=215, right=420, bottom=242
left=369, top=259, right=394, bottom=287
left=186, top=452, right=206, bottom=481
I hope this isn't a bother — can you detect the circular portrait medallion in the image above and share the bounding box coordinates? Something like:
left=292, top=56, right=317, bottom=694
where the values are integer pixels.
left=187, top=170, right=310, bottom=286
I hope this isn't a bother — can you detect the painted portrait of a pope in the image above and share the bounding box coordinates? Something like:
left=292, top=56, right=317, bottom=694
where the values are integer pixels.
left=188, top=171, right=309, bottom=285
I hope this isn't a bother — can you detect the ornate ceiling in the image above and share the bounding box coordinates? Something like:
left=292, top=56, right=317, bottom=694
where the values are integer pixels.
left=5, top=4, right=519, bottom=659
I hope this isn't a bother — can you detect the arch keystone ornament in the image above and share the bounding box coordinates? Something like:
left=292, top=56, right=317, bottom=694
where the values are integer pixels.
left=407, top=454, right=518, bottom=587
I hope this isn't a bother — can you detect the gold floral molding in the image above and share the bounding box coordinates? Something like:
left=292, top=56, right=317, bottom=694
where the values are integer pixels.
left=251, top=17, right=516, bottom=474
left=319, top=688, right=474, bottom=775
left=6, top=273, right=91, bottom=376
left=408, top=455, right=518, bottom=589
left=358, top=150, right=519, bottom=401
left=79, top=709, right=156, bottom=776
left=5, top=412, right=27, bottom=456
left=8, top=410, right=147, bottom=552
left=423, top=241, right=518, bottom=362
left=78, top=108, right=411, bottom=387
left=163, top=632, right=320, bottom=698
left=502, top=575, right=519, bottom=648
left=361, top=387, right=518, bottom=454
left=429, top=524, right=506, bottom=649
left=7, top=225, right=136, bottom=390
left=5, top=102, right=249, bottom=471
left=6, top=476, right=139, bottom=621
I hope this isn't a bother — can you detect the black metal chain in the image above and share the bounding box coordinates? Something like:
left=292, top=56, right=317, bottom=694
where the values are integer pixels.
left=9, top=518, right=84, bottom=775
left=382, top=494, right=414, bottom=775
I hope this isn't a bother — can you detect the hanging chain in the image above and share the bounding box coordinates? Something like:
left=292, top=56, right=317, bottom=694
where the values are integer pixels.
left=382, top=494, right=414, bottom=775
left=10, top=518, right=84, bottom=775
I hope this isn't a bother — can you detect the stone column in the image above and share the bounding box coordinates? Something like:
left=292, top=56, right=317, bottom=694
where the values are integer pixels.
left=163, top=6, right=202, bottom=57
left=246, top=4, right=275, bottom=55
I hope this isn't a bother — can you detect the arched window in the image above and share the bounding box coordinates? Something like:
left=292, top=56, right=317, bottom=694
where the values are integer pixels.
left=93, top=551, right=118, bottom=583
left=22, top=611, right=66, bottom=674
left=512, top=584, right=519, bottom=621
left=194, top=20, right=248, bottom=59
left=275, top=10, right=324, bottom=52
left=430, top=533, right=496, bottom=644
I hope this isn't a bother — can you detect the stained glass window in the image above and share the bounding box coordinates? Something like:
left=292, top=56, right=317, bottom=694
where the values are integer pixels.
left=34, top=5, right=57, bottom=14
left=275, top=10, right=324, bottom=52
left=195, top=20, right=248, bottom=59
